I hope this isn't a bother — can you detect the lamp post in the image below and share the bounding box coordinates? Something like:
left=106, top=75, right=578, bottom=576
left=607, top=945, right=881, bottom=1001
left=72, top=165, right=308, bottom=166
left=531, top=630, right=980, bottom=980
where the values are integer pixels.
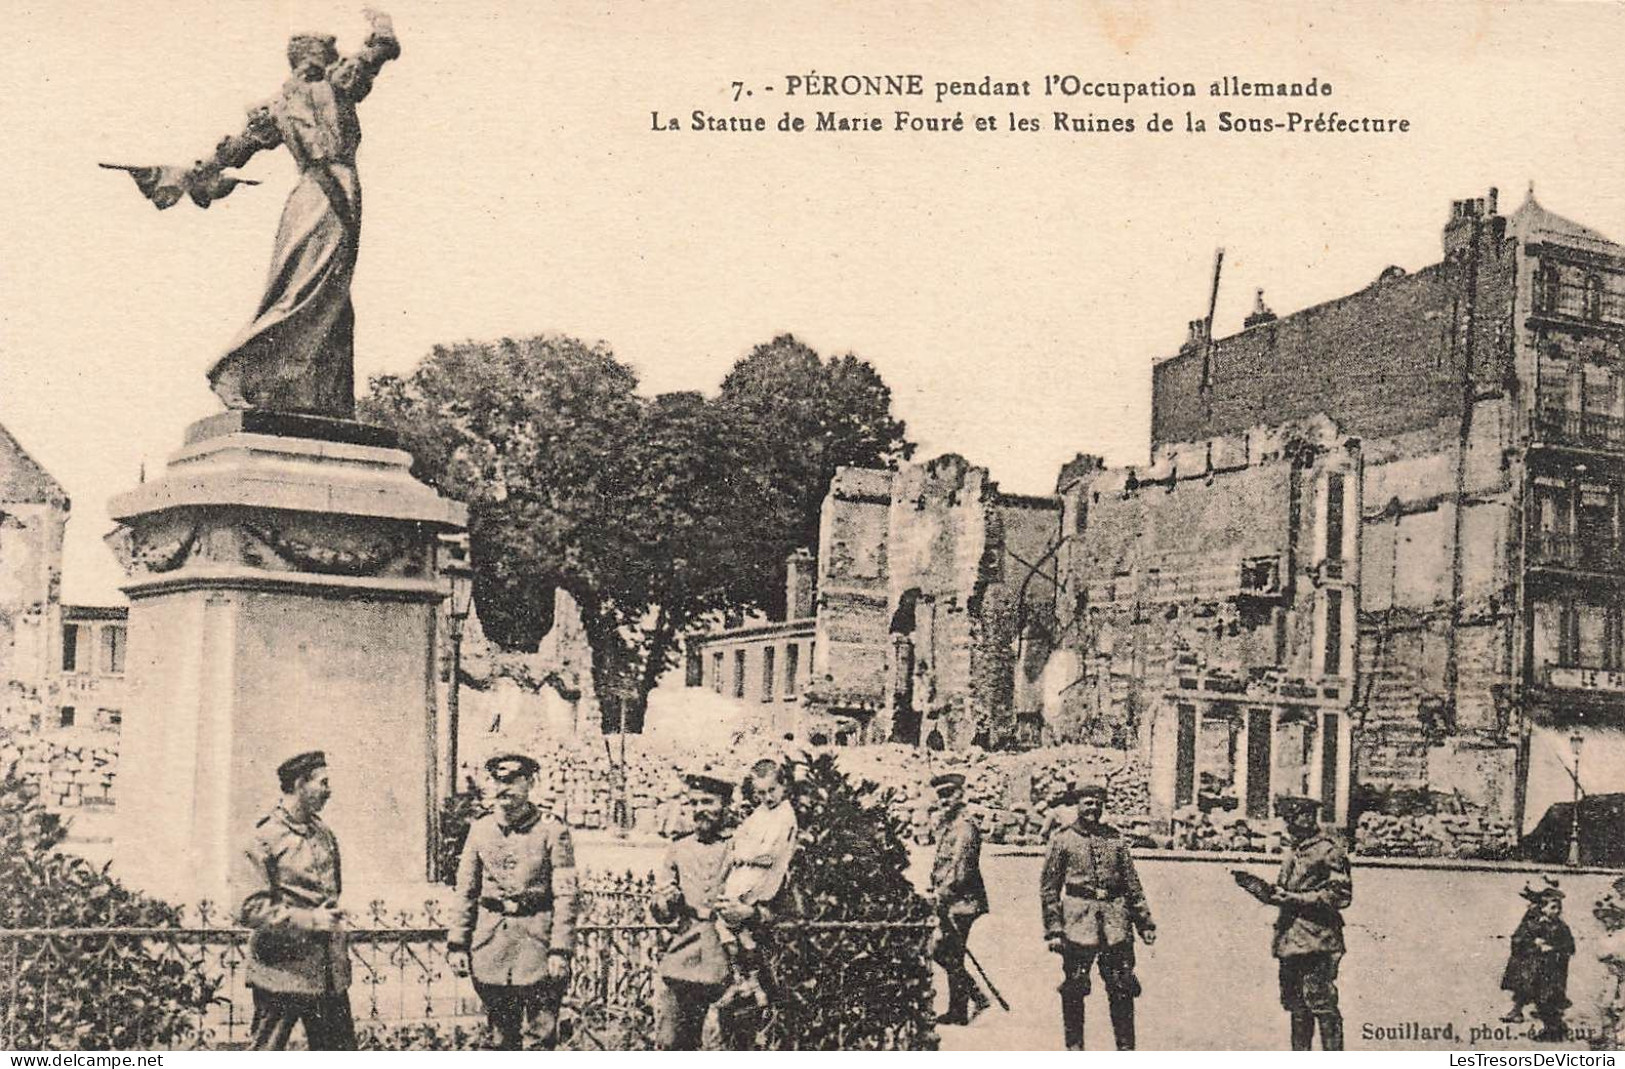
left=438, top=533, right=474, bottom=800
left=1568, top=730, right=1584, bottom=867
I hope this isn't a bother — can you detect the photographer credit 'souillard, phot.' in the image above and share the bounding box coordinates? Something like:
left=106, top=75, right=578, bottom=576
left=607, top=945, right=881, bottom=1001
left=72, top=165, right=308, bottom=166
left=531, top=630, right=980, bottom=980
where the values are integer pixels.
left=2, top=0, right=1624, bottom=1053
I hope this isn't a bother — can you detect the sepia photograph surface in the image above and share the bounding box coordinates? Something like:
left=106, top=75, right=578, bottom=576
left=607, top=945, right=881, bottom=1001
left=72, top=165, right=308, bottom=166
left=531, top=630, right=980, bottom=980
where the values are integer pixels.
left=2, top=0, right=1624, bottom=1053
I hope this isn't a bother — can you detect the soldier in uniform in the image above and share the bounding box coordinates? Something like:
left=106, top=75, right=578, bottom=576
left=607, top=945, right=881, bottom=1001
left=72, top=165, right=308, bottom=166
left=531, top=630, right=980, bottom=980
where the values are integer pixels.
left=449, top=753, right=579, bottom=1050
left=239, top=750, right=355, bottom=1051
left=1040, top=783, right=1156, bottom=1051
left=929, top=772, right=990, bottom=1025
left=1233, top=794, right=1353, bottom=1050
left=651, top=772, right=736, bottom=1050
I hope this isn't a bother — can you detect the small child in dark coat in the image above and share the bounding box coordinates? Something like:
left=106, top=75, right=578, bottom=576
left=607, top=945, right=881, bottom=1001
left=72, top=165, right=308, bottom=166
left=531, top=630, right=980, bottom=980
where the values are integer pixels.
left=1501, top=884, right=1576, bottom=1041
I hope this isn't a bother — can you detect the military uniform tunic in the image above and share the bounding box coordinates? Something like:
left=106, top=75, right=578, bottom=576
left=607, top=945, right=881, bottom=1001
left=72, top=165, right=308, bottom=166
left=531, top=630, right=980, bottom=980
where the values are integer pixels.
left=240, top=804, right=351, bottom=995
left=932, top=811, right=989, bottom=919
left=651, top=832, right=735, bottom=1049
left=238, top=804, right=355, bottom=1050
left=1040, top=822, right=1153, bottom=948
left=451, top=805, right=579, bottom=985
left=1271, top=827, right=1353, bottom=1047
left=1271, top=830, right=1353, bottom=959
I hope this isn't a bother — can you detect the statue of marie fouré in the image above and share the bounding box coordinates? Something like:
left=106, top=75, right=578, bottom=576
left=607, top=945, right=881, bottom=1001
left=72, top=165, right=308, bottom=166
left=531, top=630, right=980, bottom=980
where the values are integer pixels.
left=104, top=9, right=401, bottom=420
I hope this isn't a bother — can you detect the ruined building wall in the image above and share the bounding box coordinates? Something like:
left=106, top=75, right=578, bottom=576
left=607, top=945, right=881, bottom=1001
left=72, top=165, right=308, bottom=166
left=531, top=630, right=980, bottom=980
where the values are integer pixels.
left=808, top=467, right=894, bottom=732
left=1, top=427, right=69, bottom=733
left=807, top=458, right=1061, bottom=749
left=1149, top=199, right=1524, bottom=817
left=1152, top=209, right=1516, bottom=449
left=1055, top=419, right=1355, bottom=745
left=885, top=455, right=987, bottom=746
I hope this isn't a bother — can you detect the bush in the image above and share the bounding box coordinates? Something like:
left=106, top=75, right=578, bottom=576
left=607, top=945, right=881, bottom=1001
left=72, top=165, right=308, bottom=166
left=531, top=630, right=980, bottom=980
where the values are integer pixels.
left=0, top=760, right=219, bottom=1049
left=746, top=753, right=938, bottom=1051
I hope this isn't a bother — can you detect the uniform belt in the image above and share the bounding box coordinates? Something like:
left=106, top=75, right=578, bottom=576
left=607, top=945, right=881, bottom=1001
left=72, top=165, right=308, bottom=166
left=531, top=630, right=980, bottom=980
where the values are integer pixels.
left=1064, top=885, right=1121, bottom=901
left=480, top=892, right=553, bottom=917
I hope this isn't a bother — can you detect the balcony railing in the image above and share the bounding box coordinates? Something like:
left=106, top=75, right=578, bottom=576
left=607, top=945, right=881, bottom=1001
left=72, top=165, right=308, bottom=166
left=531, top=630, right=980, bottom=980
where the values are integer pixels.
left=1526, top=530, right=1625, bottom=573
left=1532, top=405, right=1625, bottom=453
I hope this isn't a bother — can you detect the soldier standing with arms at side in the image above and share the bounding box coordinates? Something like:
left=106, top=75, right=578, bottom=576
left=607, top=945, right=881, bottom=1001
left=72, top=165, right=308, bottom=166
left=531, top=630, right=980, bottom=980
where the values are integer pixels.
left=1040, top=783, right=1156, bottom=1051
left=239, top=750, right=355, bottom=1051
left=929, top=773, right=990, bottom=1025
left=450, top=754, right=579, bottom=1050
left=651, top=773, right=737, bottom=1050
left=1233, top=795, right=1353, bottom=1051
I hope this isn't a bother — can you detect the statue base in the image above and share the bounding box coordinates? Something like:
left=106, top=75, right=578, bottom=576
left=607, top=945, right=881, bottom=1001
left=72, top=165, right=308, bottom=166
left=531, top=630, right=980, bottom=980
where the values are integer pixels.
left=105, top=414, right=465, bottom=906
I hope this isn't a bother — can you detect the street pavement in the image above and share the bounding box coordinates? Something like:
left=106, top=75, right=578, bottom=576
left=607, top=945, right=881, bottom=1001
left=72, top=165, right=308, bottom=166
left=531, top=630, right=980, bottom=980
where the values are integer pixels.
left=919, top=850, right=1619, bottom=1051
left=575, top=836, right=1620, bottom=1050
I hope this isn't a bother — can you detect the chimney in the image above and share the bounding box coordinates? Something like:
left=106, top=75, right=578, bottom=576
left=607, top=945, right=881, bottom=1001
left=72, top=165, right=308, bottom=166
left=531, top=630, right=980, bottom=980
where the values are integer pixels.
left=785, top=547, right=817, bottom=621
left=1243, top=288, right=1277, bottom=329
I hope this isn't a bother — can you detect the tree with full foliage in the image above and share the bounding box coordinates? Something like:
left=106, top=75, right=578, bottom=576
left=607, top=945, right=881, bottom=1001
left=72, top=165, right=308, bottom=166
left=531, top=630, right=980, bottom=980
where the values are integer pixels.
left=715, top=334, right=913, bottom=618
left=361, top=333, right=913, bottom=731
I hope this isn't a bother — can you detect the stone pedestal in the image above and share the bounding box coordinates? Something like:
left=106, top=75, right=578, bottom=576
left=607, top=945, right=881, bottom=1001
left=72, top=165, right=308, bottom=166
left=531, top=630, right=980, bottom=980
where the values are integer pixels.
left=106, top=413, right=465, bottom=907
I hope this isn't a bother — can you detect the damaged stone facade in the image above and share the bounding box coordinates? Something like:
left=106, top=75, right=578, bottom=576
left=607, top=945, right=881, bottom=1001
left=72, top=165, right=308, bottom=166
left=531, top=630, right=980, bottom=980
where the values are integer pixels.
left=1, top=423, right=70, bottom=734
left=804, top=454, right=1060, bottom=749
left=1053, top=417, right=1359, bottom=822
left=1151, top=188, right=1625, bottom=834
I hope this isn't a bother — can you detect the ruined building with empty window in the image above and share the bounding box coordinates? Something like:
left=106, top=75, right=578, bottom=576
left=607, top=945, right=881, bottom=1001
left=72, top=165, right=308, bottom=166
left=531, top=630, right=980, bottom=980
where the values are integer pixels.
left=684, top=188, right=1622, bottom=844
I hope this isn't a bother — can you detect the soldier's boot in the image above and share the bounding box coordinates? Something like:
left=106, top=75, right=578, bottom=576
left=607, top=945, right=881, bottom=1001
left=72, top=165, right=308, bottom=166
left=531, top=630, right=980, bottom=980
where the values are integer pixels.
left=1059, top=981, right=1086, bottom=1050
left=1289, top=1012, right=1316, bottom=1051
left=1316, top=1014, right=1344, bottom=1051
left=937, top=973, right=970, bottom=1026
left=1107, top=993, right=1136, bottom=1050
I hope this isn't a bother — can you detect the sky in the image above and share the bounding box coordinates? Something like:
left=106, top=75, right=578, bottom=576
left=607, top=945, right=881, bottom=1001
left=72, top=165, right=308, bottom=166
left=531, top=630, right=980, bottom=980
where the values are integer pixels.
left=2, top=0, right=1623, bottom=604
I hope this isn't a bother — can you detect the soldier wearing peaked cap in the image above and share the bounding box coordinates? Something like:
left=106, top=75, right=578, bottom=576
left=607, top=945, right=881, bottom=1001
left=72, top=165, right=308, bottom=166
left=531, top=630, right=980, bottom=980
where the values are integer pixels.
left=1040, top=781, right=1155, bottom=1050
left=238, top=750, right=356, bottom=1051
left=930, top=772, right=990, bottom=1025
left=1233, top=795, right=1353, bottom=1051
left=651, top=772, right=737, bottom=1050
left=450, top=753, right=578, bottom=1050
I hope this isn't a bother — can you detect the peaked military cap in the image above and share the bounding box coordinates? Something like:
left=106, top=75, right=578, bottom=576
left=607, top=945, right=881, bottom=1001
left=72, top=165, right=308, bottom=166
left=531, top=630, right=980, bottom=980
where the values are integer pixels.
left=931, top=772, right=967, bottom=792
left=485, top=753, right=541, bottom=782
left=276, top=750, right=326, bottom=791
left=1275, top=795, right=1322, bottom=817
left=683, top=772, right=734, bottom=800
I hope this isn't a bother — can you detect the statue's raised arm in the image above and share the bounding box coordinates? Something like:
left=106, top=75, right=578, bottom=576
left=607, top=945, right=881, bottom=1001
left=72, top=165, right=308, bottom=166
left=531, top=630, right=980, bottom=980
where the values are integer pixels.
left=102, top=10, right=402, bottom=419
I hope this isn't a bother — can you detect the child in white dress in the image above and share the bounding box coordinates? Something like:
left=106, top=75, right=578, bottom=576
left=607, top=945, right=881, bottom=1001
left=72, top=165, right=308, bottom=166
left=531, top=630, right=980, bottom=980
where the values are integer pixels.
left=716, top=759, right=799, bottom=1005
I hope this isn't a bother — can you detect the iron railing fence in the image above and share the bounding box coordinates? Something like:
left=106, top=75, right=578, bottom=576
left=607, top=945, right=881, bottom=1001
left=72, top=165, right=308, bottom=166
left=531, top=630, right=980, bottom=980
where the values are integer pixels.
left=0, top=872, right=936, bottom=1051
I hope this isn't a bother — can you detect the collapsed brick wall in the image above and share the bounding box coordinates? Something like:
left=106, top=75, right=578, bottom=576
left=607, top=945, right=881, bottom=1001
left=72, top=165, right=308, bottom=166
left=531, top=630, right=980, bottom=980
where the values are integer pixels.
left=1147, top=202, right=1525, bottom=819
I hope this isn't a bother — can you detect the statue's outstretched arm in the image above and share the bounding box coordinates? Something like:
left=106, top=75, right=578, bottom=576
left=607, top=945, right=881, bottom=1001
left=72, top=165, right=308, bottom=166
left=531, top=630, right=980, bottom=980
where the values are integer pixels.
left=332, top=9, right=401, bottom=102
left=186, top=106, right=282, bottom=208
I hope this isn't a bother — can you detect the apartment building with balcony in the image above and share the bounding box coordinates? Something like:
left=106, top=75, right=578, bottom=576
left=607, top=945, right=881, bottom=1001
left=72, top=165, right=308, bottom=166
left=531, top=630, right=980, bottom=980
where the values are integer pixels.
left=1151, top=186, right=1623, bottom=834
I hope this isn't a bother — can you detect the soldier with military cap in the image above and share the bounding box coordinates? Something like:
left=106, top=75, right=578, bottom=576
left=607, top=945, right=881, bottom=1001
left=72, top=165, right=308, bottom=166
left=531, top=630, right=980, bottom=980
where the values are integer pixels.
left=1232, top=794, right=1353, bottom=1051
left=1040, top=781, right=1156, bottom=1050
left=238, top=750, right=356, bottom=1050
left=450, top=752, right=579, bottom=1049
left=929, top=772, right=990, bottom=1025
left=651, top=771, right=737, bottom=1050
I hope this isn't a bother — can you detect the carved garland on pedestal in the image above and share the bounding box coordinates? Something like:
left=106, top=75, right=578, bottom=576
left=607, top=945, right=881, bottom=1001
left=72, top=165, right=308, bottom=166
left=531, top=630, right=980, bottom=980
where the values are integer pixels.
left=239, top=521, right=413, bottom=577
